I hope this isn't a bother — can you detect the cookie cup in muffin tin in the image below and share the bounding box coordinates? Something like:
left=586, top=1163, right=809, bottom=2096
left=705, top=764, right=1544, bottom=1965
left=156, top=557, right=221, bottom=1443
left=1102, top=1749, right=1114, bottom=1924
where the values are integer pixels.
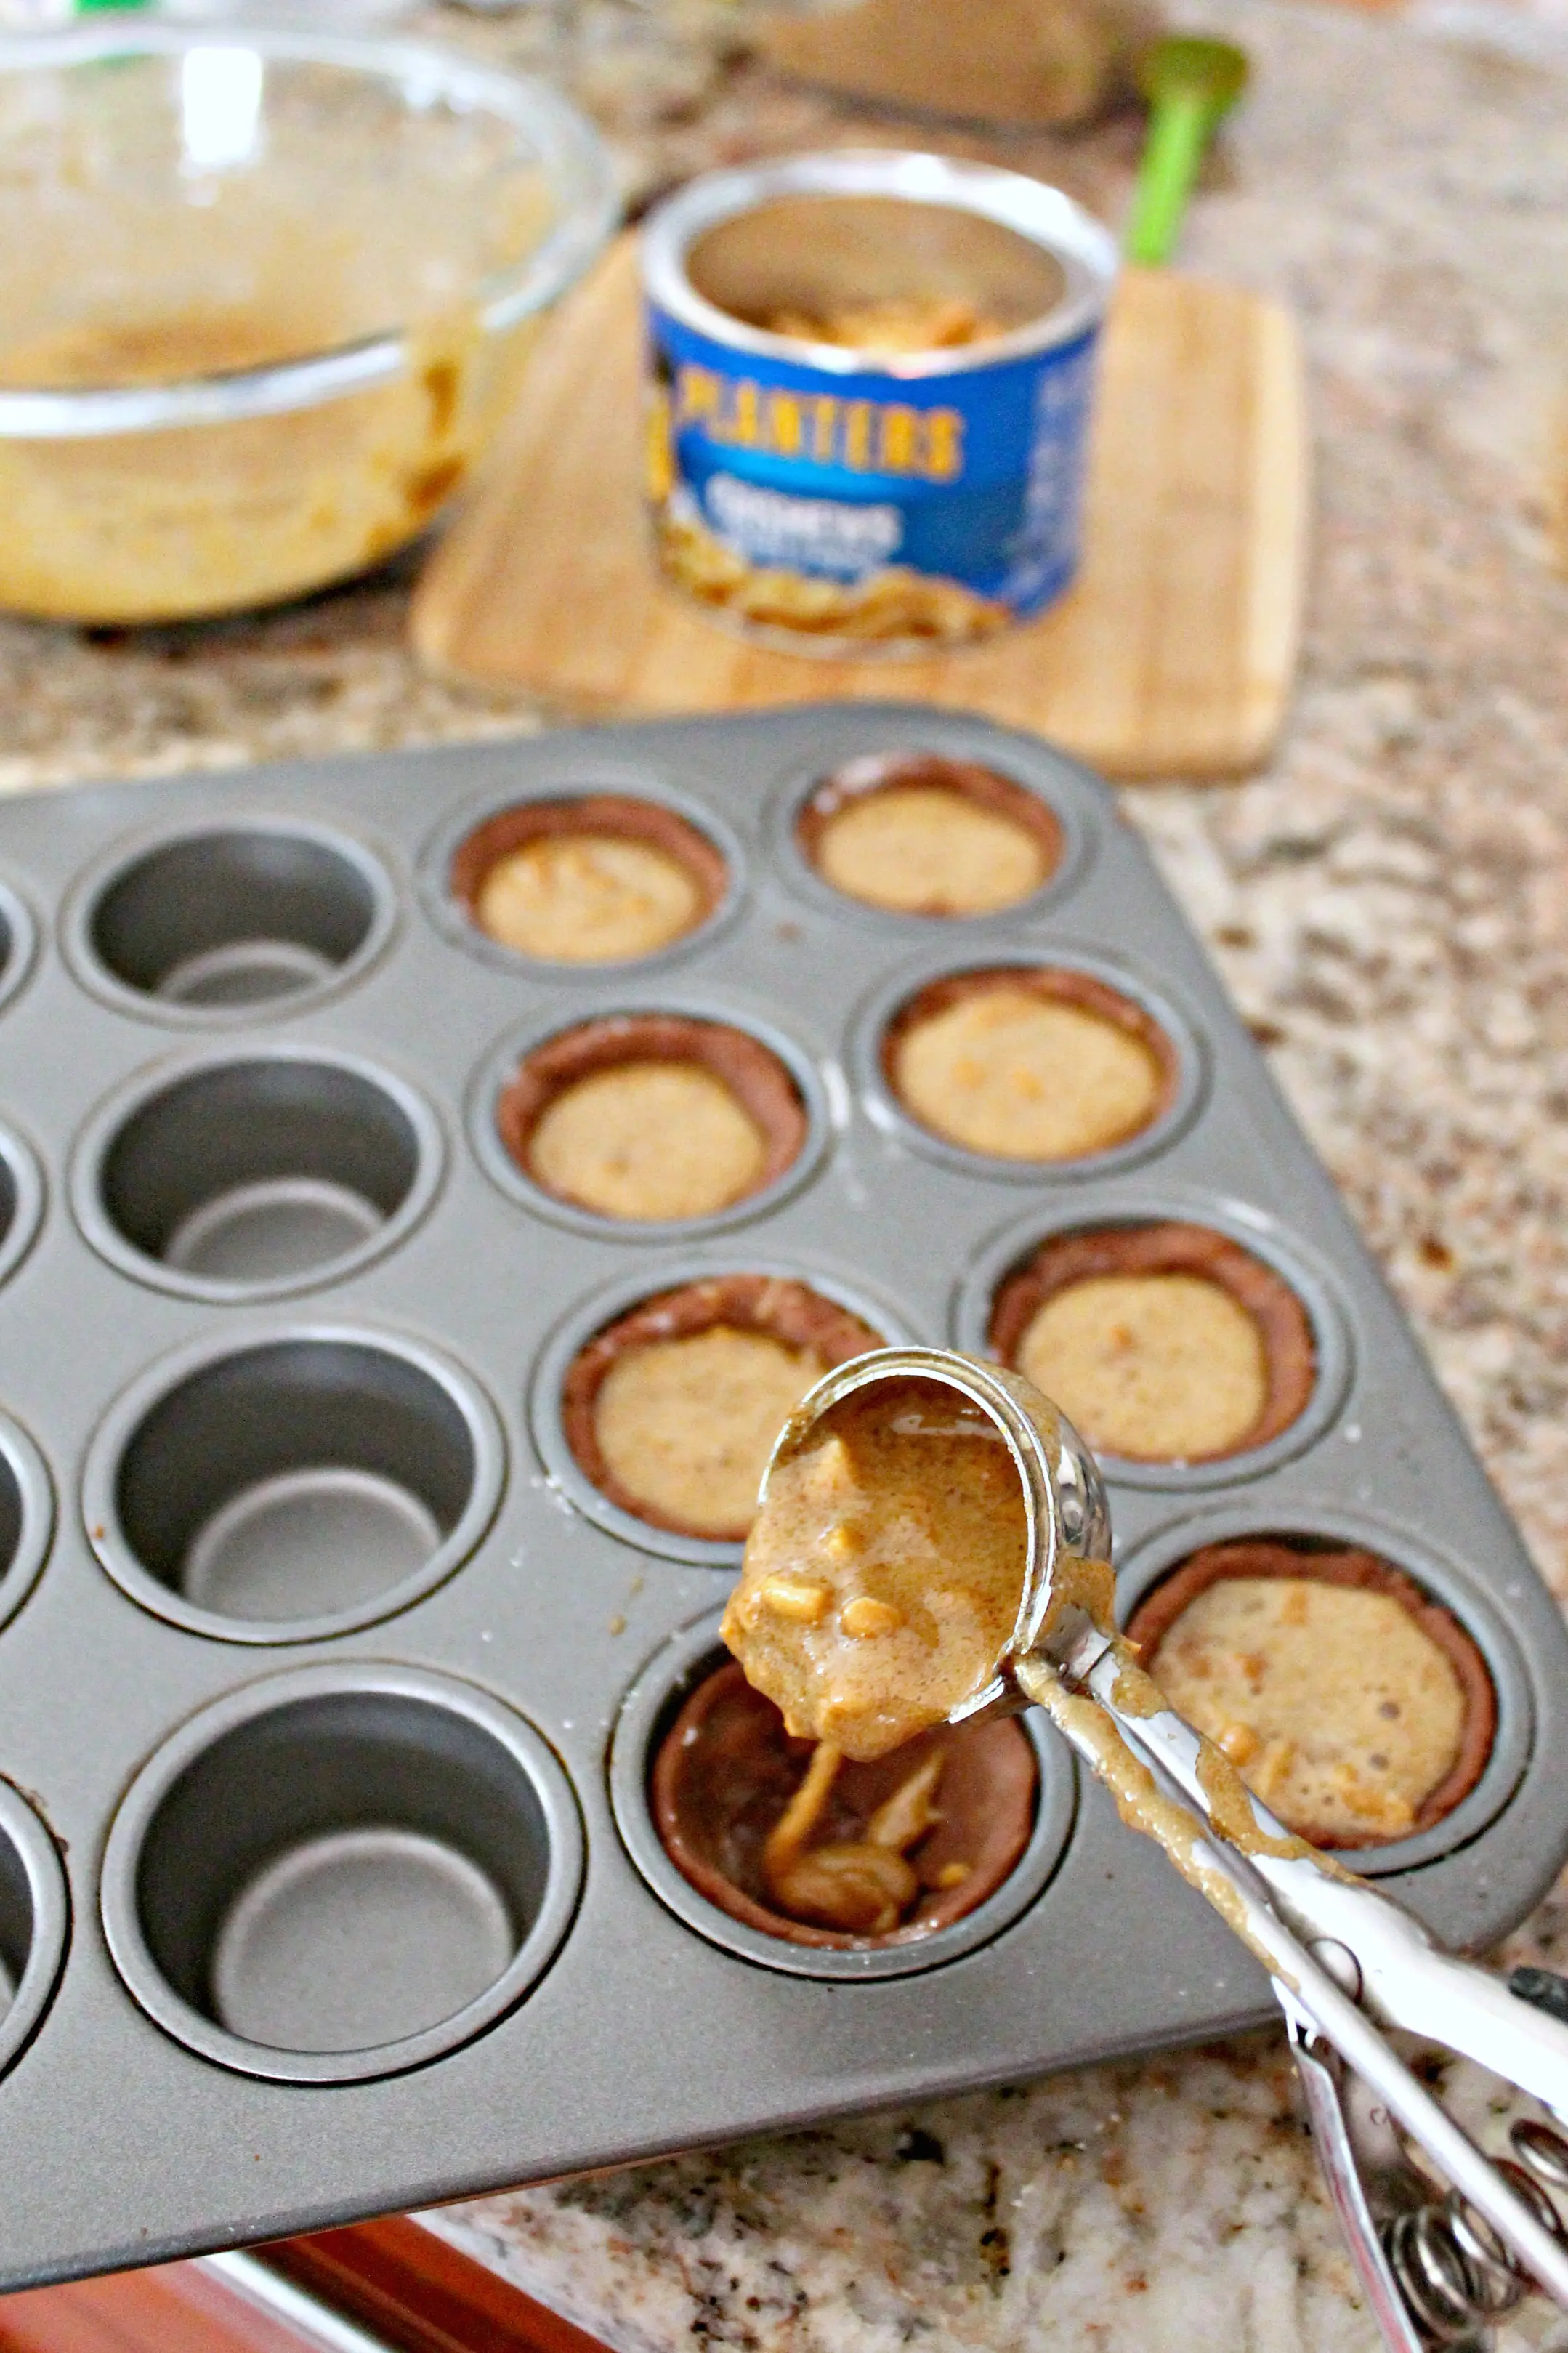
left=854, top=946, right=1207, bottom=1183
left=422, top=774, right=745, bottom=980
left=610, top=1610, right=1076, bottom=1981
left=471, top=1000, right=829, bottom=1242
left=528, top=1257, right=913, bottom=1566
left=1113, top=1506, right=1532, bottom=1880
left=768, top=748, right=1093, bottom=931
left=955, top=1190, right=1353, bottom=1488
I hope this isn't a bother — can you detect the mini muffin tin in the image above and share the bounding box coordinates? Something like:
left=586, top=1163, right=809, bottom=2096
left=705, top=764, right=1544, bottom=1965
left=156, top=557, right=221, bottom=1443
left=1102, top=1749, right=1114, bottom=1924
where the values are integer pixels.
left=0, top=703, right=1561, bottom=2289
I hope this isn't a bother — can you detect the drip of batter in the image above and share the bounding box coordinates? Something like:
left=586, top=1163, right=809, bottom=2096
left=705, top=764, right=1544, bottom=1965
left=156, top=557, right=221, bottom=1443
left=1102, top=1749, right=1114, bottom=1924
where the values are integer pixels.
left=761, top=1744, right=958, bottom=1934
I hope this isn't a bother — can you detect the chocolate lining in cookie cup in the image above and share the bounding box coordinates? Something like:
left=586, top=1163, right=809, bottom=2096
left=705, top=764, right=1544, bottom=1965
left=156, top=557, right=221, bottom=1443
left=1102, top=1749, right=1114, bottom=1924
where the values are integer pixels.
left=558, top=1274, right=883, bottom=1546
left=652, top=1659, right=1036, bottom=1948
left=492, top=1012, right=812, bottom=1230
left=1125, top=1538, right=1498, bottom=1854
left=611, top=1613, right=1076, bottom=1980
left=989, top=1220, right=1316, bottom=1466
left=795, top=752, right=1066, bottom=919
left=449, top=793, right=729, bottom=966
left=874, top=960, right=1193, bottom=1173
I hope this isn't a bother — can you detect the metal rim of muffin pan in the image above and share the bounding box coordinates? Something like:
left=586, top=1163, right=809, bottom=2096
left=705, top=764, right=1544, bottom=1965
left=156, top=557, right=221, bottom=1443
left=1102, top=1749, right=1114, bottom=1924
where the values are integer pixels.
left=764, top=750, right=1096, bottom=934
left=0, top=1410, right=54, bottom=1639
left=81, top=1323, right=507, bottom=1647
left=469, top=996, right=832, bottom=1243
left=419, top=773, right=748, bottom=982
left=0, top=1115, right=45, bottom=1295
left=1112, top=1503, right=1535, bottom=1881
left=851, top=941, right=1209, bottom=1187
left=0, top=873, right=39, bottom=1020
left=609, top=1605, right=1078, bottom=1982
left=99, top=1661, right=584, bottom=2085
left=527, top=1254, right=917, bottom=1568
left=69, top=1042, right=449, bottom=1306
left=0, top=1777, right=68, bottom=2080
left=60, top=815, right=401, bottom=1029
left=952, top=1183, right=1355, bottom=1490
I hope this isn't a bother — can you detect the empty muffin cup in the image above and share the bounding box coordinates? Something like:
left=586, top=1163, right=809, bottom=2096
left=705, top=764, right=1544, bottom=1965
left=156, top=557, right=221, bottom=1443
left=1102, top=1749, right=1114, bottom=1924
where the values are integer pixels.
left=0, top=1122, right=44, bottom=1296
left=0, top=1413, right=53, bottom=1639
left=495, top=1013, right=809, bottom=1226
left=989, top=1221, right=1317, bottom=1465
left=796, top=752, right=1064, bottom=918
left=77, top=822, right=393, bottom=1016
left=85, top=1329, right=504, bottom=1642
left=559, top=1275, right=882, bottom=1543
left=0, top=879, right=36, bottom=1018
left=0, top=1779, right=68, bottom=2078
left=100, top=1663, right=582, bottom=2083
left=881, top=965, right=1181, bottom=1165
left=450, top=794, right=728, bottom=965
left=77, top=1049, right=443, bottom=1300
left=1126, top=1538, right=1498, bottom=1852
left=654, top=1658, right=1038, bottom=1948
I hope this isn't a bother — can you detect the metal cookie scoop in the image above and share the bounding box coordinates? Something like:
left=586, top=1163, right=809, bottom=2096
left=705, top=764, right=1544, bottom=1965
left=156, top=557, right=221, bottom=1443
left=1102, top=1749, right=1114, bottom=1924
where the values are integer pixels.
left=751, top=1346, right=1568, bottom=2352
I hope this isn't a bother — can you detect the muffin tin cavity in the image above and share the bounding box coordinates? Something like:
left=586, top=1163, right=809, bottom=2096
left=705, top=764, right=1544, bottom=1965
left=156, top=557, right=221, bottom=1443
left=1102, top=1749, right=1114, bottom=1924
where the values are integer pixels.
left=0, top=879, right=37, bottom=1020
left=794, top=751, right=1067, bottom=919
left=76, top=1049, right=444, bottom=1301
left=959, top=1200, right=1351, bottom=1485
left=85, top=1331, right=504, bottom=1644
left=448, top=792, right=730, bottom=968
left=481, top=1006, right=823, bottom=1238
left=654, top=1658, right=1038, bottom=1948
left=561, top=1275, right=881, bottom=1546
left=532, top=1262, right=905, bottom=1565
left=71, top=822, right=394, bottom=1020
left=861, top=954, right=1203, bottom=1181
left=613, top=1615, right=1075, bottom=1980
left=0, top=1415, right=54, bottom=1638
left=0, top=1780, right=68, bottom=2077
left=0, top=1121, right=44, bottom=1295
left=1115, top=1516, right=1531, bottom=1878
left=100, top=1665, right=582, bottom=2084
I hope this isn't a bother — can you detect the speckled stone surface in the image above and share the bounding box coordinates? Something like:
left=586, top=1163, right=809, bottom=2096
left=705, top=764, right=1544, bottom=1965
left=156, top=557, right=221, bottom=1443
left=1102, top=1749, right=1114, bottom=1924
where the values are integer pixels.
left=5, top=2, right=1568, bottom=2343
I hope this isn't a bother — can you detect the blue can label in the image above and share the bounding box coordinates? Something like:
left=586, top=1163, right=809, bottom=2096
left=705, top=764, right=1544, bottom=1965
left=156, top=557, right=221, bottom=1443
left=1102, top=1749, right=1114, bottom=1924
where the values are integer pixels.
left=645, top=301, right=1099, bottom=643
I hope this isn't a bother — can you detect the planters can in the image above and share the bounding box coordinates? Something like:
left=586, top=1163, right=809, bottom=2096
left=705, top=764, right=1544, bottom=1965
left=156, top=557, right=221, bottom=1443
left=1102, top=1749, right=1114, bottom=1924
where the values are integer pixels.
left=641, top=151, right=1118, bottom=654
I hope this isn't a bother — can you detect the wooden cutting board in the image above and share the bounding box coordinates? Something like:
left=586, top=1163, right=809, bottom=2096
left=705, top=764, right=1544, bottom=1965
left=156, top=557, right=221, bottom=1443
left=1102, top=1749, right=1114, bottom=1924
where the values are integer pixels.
left=411, top=236, right=1308, bottom=780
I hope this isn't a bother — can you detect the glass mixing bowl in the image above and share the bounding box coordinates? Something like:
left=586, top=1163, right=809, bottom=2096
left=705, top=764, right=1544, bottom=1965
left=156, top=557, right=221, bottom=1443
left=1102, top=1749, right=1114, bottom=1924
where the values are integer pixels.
left=0, top=22, right=615, bottom=623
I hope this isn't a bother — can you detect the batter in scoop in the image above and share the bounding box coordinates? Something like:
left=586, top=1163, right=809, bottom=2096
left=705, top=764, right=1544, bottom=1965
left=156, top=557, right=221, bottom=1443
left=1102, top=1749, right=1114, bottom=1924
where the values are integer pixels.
left=721, top=1376, right=1027, bottom=1759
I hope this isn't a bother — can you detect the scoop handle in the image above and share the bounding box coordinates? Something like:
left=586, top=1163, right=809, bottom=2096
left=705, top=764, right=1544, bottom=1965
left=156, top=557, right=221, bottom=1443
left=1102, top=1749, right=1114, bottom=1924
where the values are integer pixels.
left=1019, top=1647, right=1568, bottom=2311
left=1070, top=1642, right=1568, bottom=2120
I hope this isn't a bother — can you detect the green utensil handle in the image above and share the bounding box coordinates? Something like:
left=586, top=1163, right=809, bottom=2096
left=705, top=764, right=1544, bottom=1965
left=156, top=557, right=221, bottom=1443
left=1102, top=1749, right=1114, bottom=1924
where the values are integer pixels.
left=1125, top=89, right=1213, bottom=267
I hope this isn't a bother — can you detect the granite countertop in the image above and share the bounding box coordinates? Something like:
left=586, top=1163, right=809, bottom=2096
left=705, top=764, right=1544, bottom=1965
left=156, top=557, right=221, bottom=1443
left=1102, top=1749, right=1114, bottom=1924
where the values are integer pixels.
left=6, top=1, right=1568, bottom=2344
